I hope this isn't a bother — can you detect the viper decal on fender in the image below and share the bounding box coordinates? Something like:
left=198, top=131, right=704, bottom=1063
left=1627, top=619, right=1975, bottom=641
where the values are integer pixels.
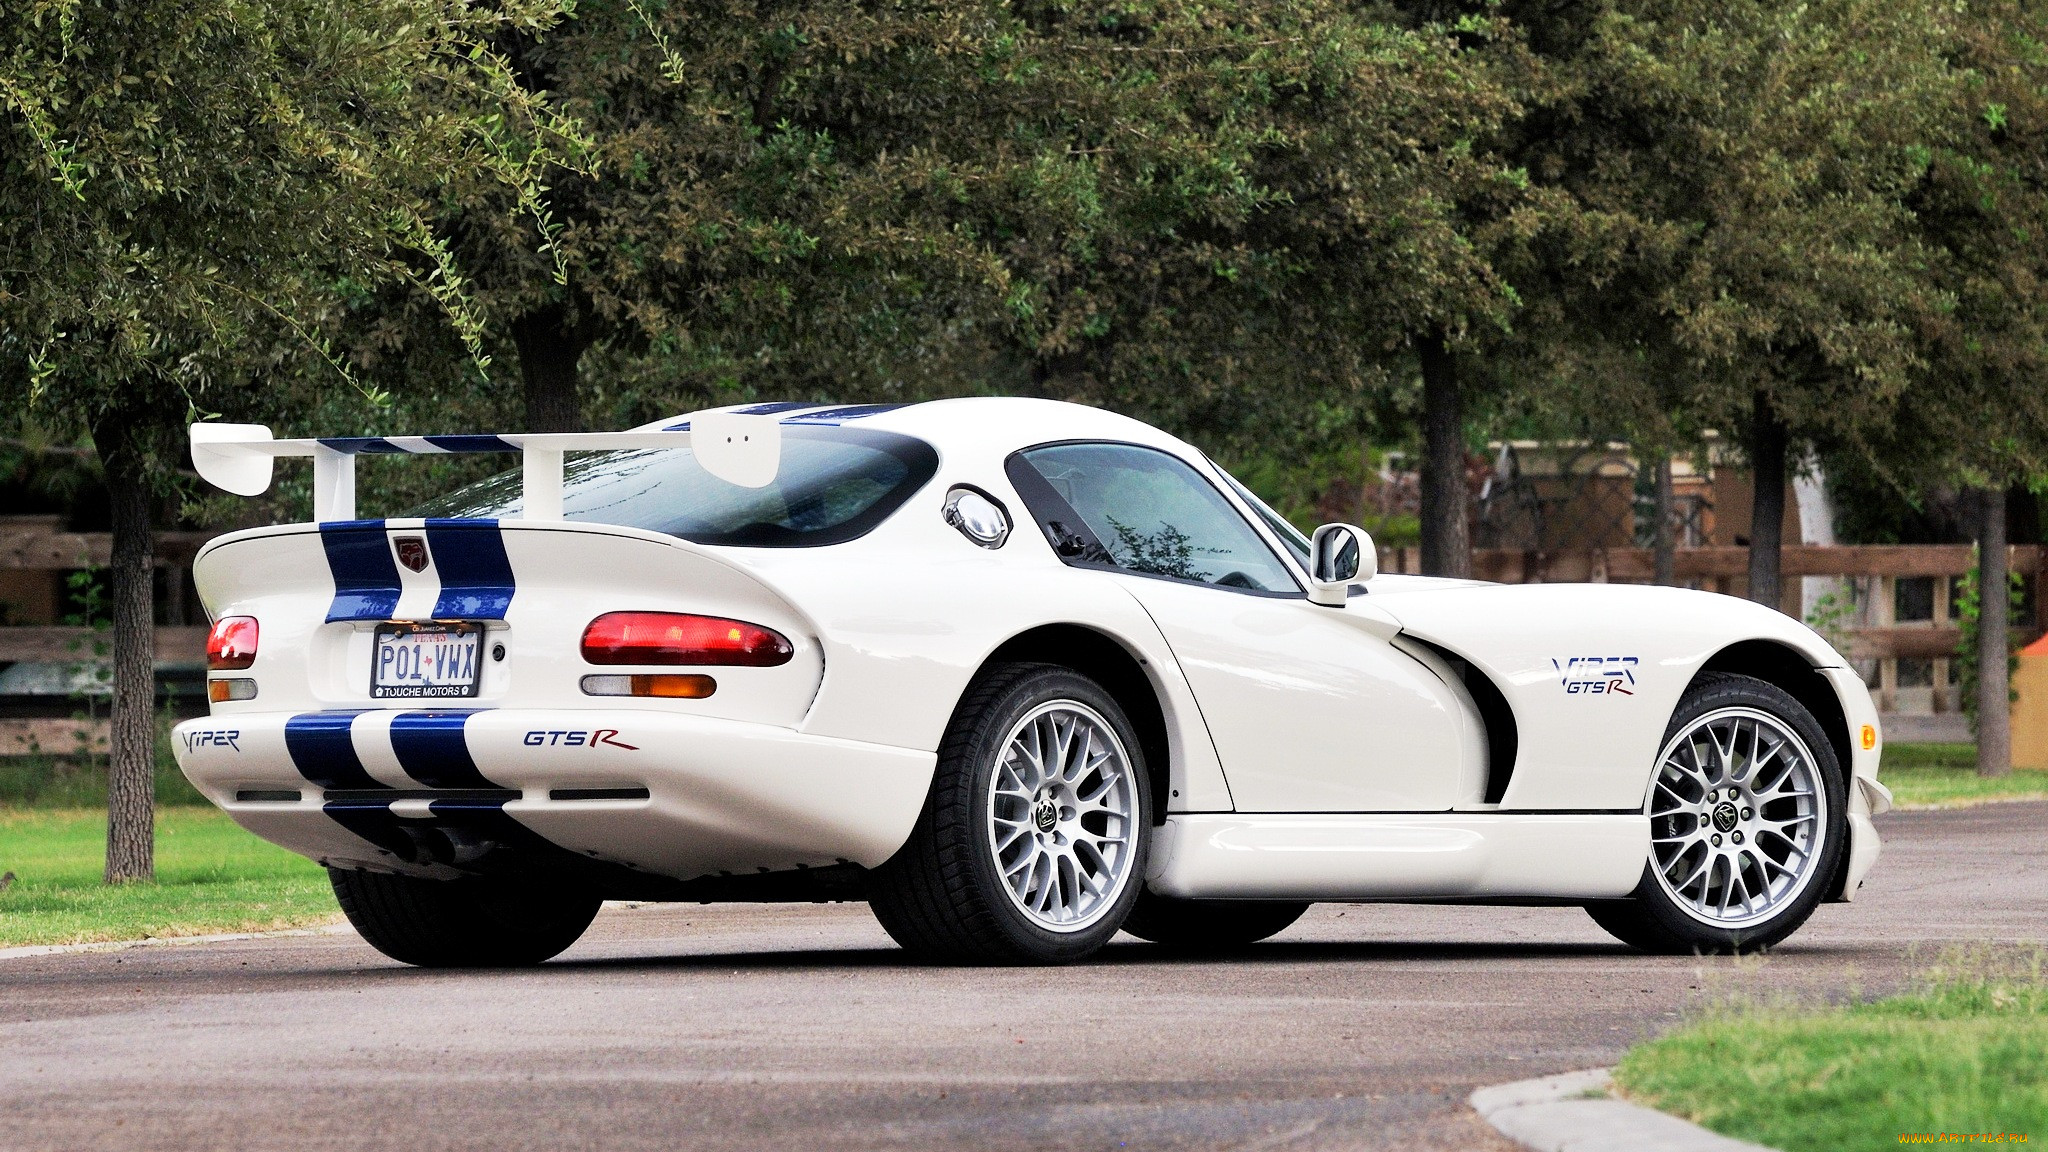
left=1552, top=656, right=1638, bottom=695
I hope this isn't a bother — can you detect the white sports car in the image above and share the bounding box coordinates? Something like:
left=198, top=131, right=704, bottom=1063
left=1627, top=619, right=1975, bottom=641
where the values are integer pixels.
left=174, top=398, right=1890, bottom=966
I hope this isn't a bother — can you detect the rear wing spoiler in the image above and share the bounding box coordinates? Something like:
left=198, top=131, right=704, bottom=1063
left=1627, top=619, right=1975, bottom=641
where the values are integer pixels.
left=190, top=412, right=782, bottom=522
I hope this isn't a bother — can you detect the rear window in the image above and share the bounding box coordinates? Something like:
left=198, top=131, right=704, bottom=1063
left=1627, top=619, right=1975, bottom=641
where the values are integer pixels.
left=411, top=426, right=938, bottom=547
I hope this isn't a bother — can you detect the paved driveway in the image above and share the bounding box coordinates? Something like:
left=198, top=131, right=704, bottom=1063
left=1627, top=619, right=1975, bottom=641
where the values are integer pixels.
left=5, top=803, right=2042, bottom=1152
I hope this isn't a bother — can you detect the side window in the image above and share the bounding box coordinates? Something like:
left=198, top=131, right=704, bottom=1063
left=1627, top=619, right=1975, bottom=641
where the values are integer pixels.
left=1007, top=443, right=1300, bottom=593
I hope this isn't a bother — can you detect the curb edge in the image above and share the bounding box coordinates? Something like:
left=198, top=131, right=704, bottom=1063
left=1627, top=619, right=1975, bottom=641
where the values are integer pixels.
left=1470, top=1068, right=1777, bottom=1152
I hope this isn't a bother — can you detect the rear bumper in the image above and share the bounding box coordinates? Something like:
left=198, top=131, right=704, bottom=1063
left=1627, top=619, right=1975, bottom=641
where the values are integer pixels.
left=172, top=709, right=936, bottom=883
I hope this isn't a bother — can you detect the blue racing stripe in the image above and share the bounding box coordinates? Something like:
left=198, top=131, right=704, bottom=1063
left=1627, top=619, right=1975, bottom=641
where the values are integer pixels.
left=780, top=404, right=905, bottom=424
left=735, top=401, right=822, bottom=416
left=284, top=711, right=380, bottom=790
left=320, top=521, right=401, bottom=622
left=422, top=434, right=520, bottom=453
left=424, top=519, right=515, bottom=618
left=316, top=437, right=405, bottom=454
left=391, top=710, right=497, bottom=790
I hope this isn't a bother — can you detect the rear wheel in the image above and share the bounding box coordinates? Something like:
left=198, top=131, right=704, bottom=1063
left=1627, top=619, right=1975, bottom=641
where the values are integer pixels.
left=329, top=867, right=601, bottom=967
left=1120, top=892, right=1308, bottom=951
left=869, top=663, right=1151, bottom=964
left=1586, top=673, right=1846, bottom=955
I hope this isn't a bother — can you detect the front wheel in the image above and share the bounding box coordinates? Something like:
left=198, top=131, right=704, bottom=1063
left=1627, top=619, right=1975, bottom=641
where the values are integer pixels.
left=1586, top=672, right=1846, bottom=955
left=868, top=663, right=1151, bottom=964
left=330, top=867, right=601, bottom=967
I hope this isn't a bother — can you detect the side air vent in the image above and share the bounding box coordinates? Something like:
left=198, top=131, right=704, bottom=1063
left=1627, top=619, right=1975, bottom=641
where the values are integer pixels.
left=1411, top=640, right=1520, bottom=805
left=235, top=789, right=303, bottom=803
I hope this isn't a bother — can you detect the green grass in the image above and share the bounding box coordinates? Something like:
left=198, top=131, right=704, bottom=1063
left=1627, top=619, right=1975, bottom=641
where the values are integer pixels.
left=0, top=751, right=207, bottom=808
left=0, top=807, right=338, bottom=947
left=1616, top=948, right=2048, bottom=1151
left=1881, top=743, right=2048, bottom=809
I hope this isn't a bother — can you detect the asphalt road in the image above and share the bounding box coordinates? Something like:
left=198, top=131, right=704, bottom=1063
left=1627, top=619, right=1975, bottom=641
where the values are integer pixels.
left=5, top=802, right=2043, bottom=1152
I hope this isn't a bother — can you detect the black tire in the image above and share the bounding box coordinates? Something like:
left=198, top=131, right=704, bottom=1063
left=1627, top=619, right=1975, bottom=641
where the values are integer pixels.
left=868, top=663, right=1152, bottom=964
left=1585, top=672, right=1847, bottom=955
left=1120, top=892, right=1309, bottom=950
left=329, top=867, right=601, bottom=967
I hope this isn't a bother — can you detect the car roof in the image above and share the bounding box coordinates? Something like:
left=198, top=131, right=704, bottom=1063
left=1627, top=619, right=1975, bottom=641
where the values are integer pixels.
left=632, top=397, right=1197, bottom=462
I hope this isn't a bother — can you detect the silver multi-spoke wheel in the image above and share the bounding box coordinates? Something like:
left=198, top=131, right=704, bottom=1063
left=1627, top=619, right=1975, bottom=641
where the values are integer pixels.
left=869, top=664, right=1151, bottom=963
left=986, top=700, right=1140, bottom=933
left=1648, top=706, right=1827, bottom=928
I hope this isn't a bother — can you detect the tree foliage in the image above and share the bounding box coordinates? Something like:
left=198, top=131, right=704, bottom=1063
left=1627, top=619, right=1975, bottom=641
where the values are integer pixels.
left=0, top=0, right=580, bottom=879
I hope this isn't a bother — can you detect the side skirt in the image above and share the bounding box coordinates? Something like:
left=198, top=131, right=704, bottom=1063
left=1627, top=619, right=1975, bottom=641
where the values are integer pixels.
left=1146, top=813, right=1648, bottom=902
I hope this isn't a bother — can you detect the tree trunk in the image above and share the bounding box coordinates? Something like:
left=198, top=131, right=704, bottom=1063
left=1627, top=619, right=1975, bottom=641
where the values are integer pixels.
left=1416, top=330, right=1470, bottom=578
left=1745, top=392, right=1787, bottom=610
left=94, top=414, right=157, bottom=884
left=1653, top=455, right=1676, bottom=586
left=1977, top=486, right=2011, bottom=778
left=511, top=303, right=588, bottom=434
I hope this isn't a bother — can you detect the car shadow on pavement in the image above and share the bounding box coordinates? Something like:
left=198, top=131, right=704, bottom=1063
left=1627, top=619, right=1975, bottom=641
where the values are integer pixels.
left=530, top=937, right=1659, bottom=974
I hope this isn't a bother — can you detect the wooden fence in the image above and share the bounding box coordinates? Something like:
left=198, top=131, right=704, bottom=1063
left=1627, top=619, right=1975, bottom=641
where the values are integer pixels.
left=0, top=517, right=211, bottom=665
left=0, top=518, right=211, bottom=754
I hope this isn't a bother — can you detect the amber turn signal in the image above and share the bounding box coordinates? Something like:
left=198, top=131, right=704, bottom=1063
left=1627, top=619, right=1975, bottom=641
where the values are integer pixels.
left=1860, top=724, right=1877, bottom=751
left=209, top=678, right=258, bottom=703
left=580, top=673, right=716, bottom=699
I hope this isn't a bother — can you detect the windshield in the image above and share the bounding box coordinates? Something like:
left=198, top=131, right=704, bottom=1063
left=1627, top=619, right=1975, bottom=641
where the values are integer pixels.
left=1216, top=467, right=1311, bottom=567
left=411, top=426, right=938, bottom=547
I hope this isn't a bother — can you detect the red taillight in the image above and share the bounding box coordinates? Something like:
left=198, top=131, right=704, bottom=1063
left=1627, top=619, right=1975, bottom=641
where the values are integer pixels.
left=580, top=612, right=794, bottom=667
left=207, top=616, right=259, bottom=670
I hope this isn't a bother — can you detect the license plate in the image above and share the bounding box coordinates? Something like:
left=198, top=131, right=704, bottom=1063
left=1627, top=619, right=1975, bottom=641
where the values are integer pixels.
left=371, top=623, right=482, bottom=699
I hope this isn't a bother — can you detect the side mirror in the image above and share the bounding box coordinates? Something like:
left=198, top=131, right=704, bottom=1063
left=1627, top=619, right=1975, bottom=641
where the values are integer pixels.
left=1308, top=523, right=1376, bottom=607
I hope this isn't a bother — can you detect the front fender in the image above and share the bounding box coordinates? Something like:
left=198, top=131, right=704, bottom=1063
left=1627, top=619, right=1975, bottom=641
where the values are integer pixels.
left=1370, top=582, right=1847, bottom=810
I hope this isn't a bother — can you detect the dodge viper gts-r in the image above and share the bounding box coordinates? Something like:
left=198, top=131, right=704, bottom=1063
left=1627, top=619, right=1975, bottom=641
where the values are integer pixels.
left=174, top=398, right=1890, bottom=965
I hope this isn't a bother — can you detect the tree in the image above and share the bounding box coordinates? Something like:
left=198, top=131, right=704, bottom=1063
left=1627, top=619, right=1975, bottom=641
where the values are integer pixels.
left=1456, top=0, right=1958, bottom=599
left=1894, top=0, right=2048, bottom=776
left=1, top=0, right=578, bottom=879
left=392, top=0, right=1533, bottom=493
left=382, top=0, right=1055, bottom=434
left=998, top=0, right=1530, bottom=544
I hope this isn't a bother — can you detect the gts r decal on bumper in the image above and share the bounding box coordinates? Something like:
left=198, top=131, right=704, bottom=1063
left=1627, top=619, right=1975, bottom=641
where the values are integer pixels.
left=1553, top=656, right=1638, bottom=695
left=523, top=729, right=639, bottom=750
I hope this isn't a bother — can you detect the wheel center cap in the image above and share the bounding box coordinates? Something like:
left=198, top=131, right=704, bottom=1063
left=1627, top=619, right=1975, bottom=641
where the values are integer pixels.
left=1712, top=802, right=1740, bottom=833
left=1033, top=794, right=1058, bottom=833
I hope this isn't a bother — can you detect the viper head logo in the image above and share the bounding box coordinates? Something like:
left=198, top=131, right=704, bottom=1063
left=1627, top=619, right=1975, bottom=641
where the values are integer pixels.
left=393, top=536, right=429, bottom=573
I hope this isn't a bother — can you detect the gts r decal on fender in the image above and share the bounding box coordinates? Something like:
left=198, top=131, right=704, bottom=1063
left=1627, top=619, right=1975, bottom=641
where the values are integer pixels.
left=181, top=729, right=242, bottom=752
left=1553, top=656, right=1638, bottom=696
left=523, top=729, right=639, bottom=750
